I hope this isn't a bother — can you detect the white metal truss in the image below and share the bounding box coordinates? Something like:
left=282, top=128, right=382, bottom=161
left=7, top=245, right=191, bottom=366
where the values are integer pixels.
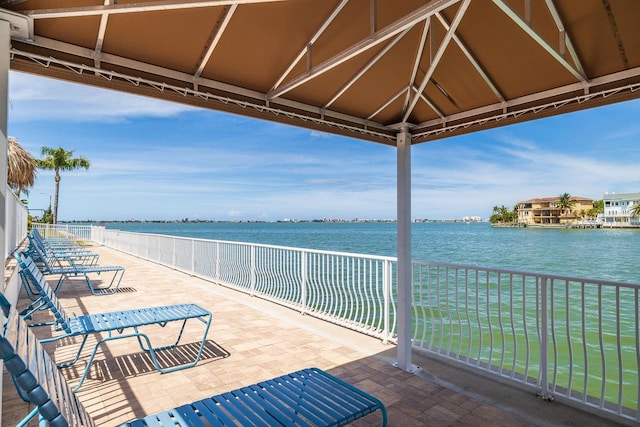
left=270, top=0, right=349, bottom=94
left=435, top=11, right=505, bottom=103
left=20, top=0, right=285, bottom=18
left=9, top=47, right=396, bottom=143
left=405, top=19, right=431, bottom=116
left=324, top=27, right=411, bottom=110
left=412, top=71, right=640, bottom=141
left=544, top=0, right=585, bottom=77
left=267, top=0, right=460, bottom=100
left=492, top=0, right=586, bottom=83
left=402, top=0, right=470, bottom=122
left=5, top=0, right=640, bottom=146
left=193, top=4, right=237, bottom=82
left=93, top=0, right=112, bottom=69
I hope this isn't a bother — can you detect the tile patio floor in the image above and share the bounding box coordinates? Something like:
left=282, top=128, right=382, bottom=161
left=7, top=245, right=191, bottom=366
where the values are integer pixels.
left=2, top=244, right=629, bottom=426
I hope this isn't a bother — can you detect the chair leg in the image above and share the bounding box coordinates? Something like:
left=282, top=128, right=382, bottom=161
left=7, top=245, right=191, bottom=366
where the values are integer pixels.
left=19, top=298, right=47, bottom=320
left=86, top=269, right=125, bottom=295
left=52, top=274, right=68, bottom=294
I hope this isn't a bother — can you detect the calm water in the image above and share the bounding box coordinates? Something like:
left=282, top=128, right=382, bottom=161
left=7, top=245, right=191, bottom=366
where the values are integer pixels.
left=105, top=221, right=640, bottom=283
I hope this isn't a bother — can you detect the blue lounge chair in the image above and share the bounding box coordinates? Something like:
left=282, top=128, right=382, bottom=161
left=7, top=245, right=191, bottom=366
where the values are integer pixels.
left=0, top=309, right=387, bottom=427
left=15, top=250, right=213, bottom=390
left=28, top=229, right=100, bottom=266
left=31, top=227, right=84, bottom=247
left=25, top=239, right=125, bottom=295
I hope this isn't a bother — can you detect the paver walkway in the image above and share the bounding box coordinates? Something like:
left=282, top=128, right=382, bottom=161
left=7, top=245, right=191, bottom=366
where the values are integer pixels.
left=2, top=245, right=628, bottom=426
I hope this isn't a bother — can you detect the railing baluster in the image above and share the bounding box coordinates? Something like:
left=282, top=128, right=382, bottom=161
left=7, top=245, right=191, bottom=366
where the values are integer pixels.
left=497, top=273, right=505, bottom=374
left=598, top=285, right=606, bottom=408
left=581, top=282, right=588, bottom=403
left=617, top=286, right=623, bottom=415
left=301, top=250, right=307, bottom=314
left=540, top=277, right=550, bottom=399
left=383, top=259, right=390, bottom=344
left=550, top=281, right=558, bottom=393
left=508, top=274, right=516, bottom=379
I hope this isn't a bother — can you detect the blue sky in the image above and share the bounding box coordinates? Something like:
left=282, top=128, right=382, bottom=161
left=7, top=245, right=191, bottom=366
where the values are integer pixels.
left=8, top=71, right=640, bottom=222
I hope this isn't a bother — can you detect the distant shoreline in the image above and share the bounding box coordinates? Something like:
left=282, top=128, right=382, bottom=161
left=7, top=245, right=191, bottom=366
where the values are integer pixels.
left=58, top=218, right=489, bottom=225
left=492, top=222, right=640, bottom=229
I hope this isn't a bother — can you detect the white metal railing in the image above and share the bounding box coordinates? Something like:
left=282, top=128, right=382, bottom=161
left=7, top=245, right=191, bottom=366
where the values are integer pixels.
left=6, top=188, right=28, bottom=258
left=97, top=229, right=397, bottom=342
left=31, top=223, right=94, bottom=242
left=412, top=262, right=640, bottom=421
left=30, top=224, right=640, bottom=422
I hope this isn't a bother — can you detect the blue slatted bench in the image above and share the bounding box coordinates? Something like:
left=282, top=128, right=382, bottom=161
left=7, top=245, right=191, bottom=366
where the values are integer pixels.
left=28, top=229, right=101, bottom=267
left=26, top=235, right=125, bottom=295
left=0, top=307, right=387, bottom=427
left=15, top=250, right=213, bottom=390
left=123, top=367, right=387, bottom=426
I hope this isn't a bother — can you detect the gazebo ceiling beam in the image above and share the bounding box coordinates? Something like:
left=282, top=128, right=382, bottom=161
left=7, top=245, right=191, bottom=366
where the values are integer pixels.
left=28, top=35, right=265, bottom=101
left=544, top=0, right=585, bottom=77
left=368, top=86, right=409, bottom=121
left=93, top=0, right=112, bottom=69
left=10, top=45, right=393, bottom=136
left=601, top=0, right=629, bottom=68
left=413, top=65, right=640, bottom=136
left=492, top=0, right=586, bottom=83
left=402, top=0, right=470, bottom=123
left=412, top=85, right=444, bottom=119
left=404, top=19, right=430, bottom=117
left=270, top=0, right=349, bottom=93
left=435, top=11, right=504, bottom=103
left=324, top=27, right=410, bottom=110
left=412, top=79, right=640, bottom=141
left=22, top=0, right=285, bottom=19
left=366, top=17, right=441, bottom=123
left=193, top=4, right=236, bottom=81
left=267, top=0, right=462, bottom=100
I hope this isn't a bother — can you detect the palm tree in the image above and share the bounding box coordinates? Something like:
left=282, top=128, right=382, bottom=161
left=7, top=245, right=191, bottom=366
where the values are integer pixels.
left=512, top=204, right=519, bottom=223
left=7, top=137, right=37, bottom=197
left=36, top=146, right=90, bottom=224
left=557, top=192, right=575, bottom=224
left=630, top=201, right=640, bottom=218
left=498, top=205, right=510, bottom=222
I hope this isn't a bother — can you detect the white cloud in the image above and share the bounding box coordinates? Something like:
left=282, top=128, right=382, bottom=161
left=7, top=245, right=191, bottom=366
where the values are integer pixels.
left=9, top=72, right=196, bottom=122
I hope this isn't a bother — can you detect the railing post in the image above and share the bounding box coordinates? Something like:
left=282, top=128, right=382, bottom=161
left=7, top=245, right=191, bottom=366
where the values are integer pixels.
left=173, top=237, right=177, bottom=267
left=538, top=277, right=553, bottom=400
left=191, top=239, right=195, bottom=274
left=301, top=250, right=308, bottom=314
left=250, top=244, right=256, bottom=295
left=383, top=259, right=391, bottom=344
left=215, top=242, right=220, bottom=281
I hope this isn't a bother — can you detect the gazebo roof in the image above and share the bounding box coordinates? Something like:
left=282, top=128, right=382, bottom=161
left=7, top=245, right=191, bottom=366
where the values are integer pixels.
left=2, top=0, right=640, bottom=145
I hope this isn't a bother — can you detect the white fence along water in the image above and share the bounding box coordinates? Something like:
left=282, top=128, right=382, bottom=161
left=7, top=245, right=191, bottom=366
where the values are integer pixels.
left=5, top=188, right=27, bottom=258
left=94, top=228, right=397, bottom=342
left=31, top=224, right=640, bottom=422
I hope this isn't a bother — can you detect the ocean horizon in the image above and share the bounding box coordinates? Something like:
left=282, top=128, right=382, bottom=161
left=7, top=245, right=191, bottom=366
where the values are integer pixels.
left=103, top=221, right=640, bottom=284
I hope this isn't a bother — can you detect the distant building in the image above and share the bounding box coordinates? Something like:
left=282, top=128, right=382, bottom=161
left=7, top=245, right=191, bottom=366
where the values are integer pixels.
left=517, top=196, right=594, bottom=225
left=602, top=192, right=640, bottom=225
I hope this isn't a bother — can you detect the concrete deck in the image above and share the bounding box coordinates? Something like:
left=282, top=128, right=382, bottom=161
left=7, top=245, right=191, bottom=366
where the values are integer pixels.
left=2, top=245, right=629, bottom=426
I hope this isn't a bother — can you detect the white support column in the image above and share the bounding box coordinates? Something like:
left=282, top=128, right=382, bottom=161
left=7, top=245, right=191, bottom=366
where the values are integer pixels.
left=0, top=20, right=9, bottom=262
left=396, top=127, right=417, bottom=372
left=0, top=19, right=8, bottom=427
